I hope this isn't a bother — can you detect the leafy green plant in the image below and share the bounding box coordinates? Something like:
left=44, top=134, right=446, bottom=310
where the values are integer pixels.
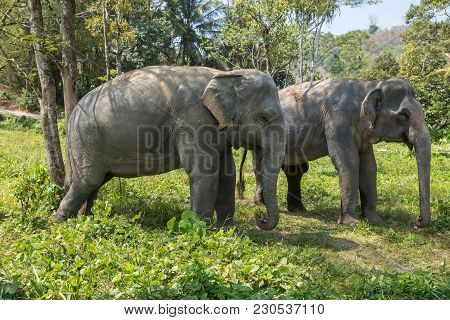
left=0, top=114, right=41, bottom=132
left=13, top=165, right=64, bottom=225
left=0, top=90, right=14, bottom=102
left=16, top=89, right=39, bottom=112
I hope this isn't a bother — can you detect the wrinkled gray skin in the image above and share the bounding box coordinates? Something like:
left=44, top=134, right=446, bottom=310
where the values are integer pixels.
left=244, top=78, right=431, bottom=227
left=56, top=66, right=285, bottom=230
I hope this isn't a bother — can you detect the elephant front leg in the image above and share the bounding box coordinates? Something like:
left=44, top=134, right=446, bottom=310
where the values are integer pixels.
left=328, top=128, right=360, bottom=225
left=359, top=146, right=381, bottom=224
left=189, top=173, right=219, bottom=226
left=178, top=129, right=220, bottom=226
left=215, top=149, right=236, bottom=229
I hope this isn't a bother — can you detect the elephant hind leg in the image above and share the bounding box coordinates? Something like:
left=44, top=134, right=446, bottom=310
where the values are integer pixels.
left=83, top=174, right=114, bottom=216
left=283, top=162, right=308, bottom=213
left=56, top=172, right=108, bottom=221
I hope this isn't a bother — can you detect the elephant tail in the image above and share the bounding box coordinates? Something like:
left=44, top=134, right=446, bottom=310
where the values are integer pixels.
left=236, top=149, right=247, bottom=199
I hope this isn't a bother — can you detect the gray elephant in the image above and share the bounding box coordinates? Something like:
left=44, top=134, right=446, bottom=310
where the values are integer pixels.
left=56, top=66, right=286, bottom=230
left=238, top=78, right=431, bottom=227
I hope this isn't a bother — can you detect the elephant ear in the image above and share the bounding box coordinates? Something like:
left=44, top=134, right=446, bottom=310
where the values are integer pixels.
left=202, top=73, right=243, bottom=129
left=361, top=88, right=382, bottom=128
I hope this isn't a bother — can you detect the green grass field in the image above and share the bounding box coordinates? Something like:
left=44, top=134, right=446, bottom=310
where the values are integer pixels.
left=0, top=118, right=449, bottom=299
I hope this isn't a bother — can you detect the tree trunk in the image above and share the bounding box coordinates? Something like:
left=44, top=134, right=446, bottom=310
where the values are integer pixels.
left=28, top=0, right=65, bottom=186
left=101, top=0, right=110, bottom=80
left=296, top=14, right=304, bottom=84
left=115, top=9, right=122, bottom=75
left=310, top=18, right=324, bottom=85
left=59, top=0, right=77, bottom=191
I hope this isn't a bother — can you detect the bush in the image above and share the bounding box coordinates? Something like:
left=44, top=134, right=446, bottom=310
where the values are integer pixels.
left=16, top=89, right=39, bottom=112
left=0, top=90, right=14, bottom=102
left=13, top=164, right=64, bottom=226
left=0, top=114, right=41, bottom=132
left=362, top=51, right=400, bottom=80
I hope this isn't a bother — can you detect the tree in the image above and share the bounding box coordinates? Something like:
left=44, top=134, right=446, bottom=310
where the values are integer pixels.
left=362, top=51, right=399, bottom=80
left=59, top=0, right=77, bottom=190
left=163, top=0, right=224, bottom=66
left=101, top=0, right=110, bottom=79
left=210, top=0, right=297, bottom=85
left=322, top=30, right=369, bottom=78
left=399, top=0, right=449, bottom=135
left=28, top=0, right=65, bottom=186
left=290, top=0, right=380, bottom=83
left=0, top=0, right=39, bottom=92
left=86, top=0, right=144, bottom=79
left=368, top=14, right=379, bottom=33
left=121, top=5, right=176, bottom=70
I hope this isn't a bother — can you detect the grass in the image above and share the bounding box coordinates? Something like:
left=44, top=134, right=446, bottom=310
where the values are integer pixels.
left=0, top=121, right=449, bottom=299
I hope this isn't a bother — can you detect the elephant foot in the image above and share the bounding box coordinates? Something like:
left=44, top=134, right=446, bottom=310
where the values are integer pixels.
left=287, top=204, right=307, bottom=213
left=362, top=213, right=382, bottom=224
left=216, top=219, right=235, bottom=230
left=338, top=214, right=360, bottom=225
left=216, top=220, right=234, bottom=230
left=54, top=208, right=76, bottom=222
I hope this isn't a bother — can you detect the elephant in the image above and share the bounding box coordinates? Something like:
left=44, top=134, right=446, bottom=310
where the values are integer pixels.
left=56, top=66, right=286, bottom=230
left=237, top=78, right=431, bottom=227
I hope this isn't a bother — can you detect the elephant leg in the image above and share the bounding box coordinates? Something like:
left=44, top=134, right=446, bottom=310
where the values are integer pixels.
left=252, top=150, right=264, bottom=205
left=215, top=149, right=236, bottom=229
left=189, top=174, right=219, bottom=226
left=327, top=127, right=360, bottom=225
left=359, top=147, right=381, bottom=224
left=56, top=174, right=106, bottom=221
left=83, top=174, right=113, bottom=216
left=283, top=162, right=309, bottom=213
left=178, top=131, right=220, bottom=226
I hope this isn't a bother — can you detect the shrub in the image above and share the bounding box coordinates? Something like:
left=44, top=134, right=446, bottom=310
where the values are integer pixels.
left=0, top=114, right=41, bottom=132
left=0, top=90, right=14, bottom=102
left=16, top=89, right=39, bottom=112
left=13, top=164, right=64, bottom=226
left=362, top=51, right=400, bottom=80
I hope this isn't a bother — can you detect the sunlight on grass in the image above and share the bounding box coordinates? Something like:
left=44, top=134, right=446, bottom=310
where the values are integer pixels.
left=0, top=127, right=448, bottom=299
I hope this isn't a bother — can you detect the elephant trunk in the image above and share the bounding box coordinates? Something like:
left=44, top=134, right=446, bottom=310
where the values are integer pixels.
left=409, top=122, right=432, bottom=227
left=255, top=133, right=285, bottom=231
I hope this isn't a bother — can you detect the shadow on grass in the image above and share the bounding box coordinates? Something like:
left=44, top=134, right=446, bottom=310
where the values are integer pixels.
left=245, top=227, right=359, bottom=252
left=283, top=206, right=339, bottom=223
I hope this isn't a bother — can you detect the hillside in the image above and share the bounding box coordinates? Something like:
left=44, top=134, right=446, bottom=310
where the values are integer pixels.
left=364, top=26, right=408, bottom=57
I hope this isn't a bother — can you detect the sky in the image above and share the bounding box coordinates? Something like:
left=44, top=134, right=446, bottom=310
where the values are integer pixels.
left=323, top=0, right=421, bottom=35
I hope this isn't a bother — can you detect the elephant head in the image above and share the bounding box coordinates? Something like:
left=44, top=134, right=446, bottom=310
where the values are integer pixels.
left=361, top=78, right=431, bottom=227
left=202, top=70, right=286, bottom=230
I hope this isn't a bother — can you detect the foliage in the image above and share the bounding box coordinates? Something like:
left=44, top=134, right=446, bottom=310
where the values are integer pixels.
left=0, top=127, right=449, bottom=299
left=399, top=0, right=450, bottom=136
left=163, top=0, right=224, bottom=66
left=208, top=0, right=297, bottom=82
left=121, top=9, right=175, bottom=70
left=362, top=51, right=400, bottom=80
left=0, top=90, right=14, bottom=102
left=13, top=164, right=64, bottom=224
left=16, top=89, right=40, bottom=112
left=323, top=30, right=370, bottom=78
left=0, top=114, right=41, bottom=132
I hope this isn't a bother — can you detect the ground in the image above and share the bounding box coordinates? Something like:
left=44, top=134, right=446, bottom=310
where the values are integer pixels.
left=0, top=119, right=448, bottom=299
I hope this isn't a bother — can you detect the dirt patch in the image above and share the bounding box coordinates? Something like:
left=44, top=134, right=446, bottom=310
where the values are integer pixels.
left=0, top=101, right=40, bottom=119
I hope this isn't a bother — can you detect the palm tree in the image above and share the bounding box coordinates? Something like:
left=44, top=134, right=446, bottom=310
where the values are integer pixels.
left=164, top=0, right=224, bottom=65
